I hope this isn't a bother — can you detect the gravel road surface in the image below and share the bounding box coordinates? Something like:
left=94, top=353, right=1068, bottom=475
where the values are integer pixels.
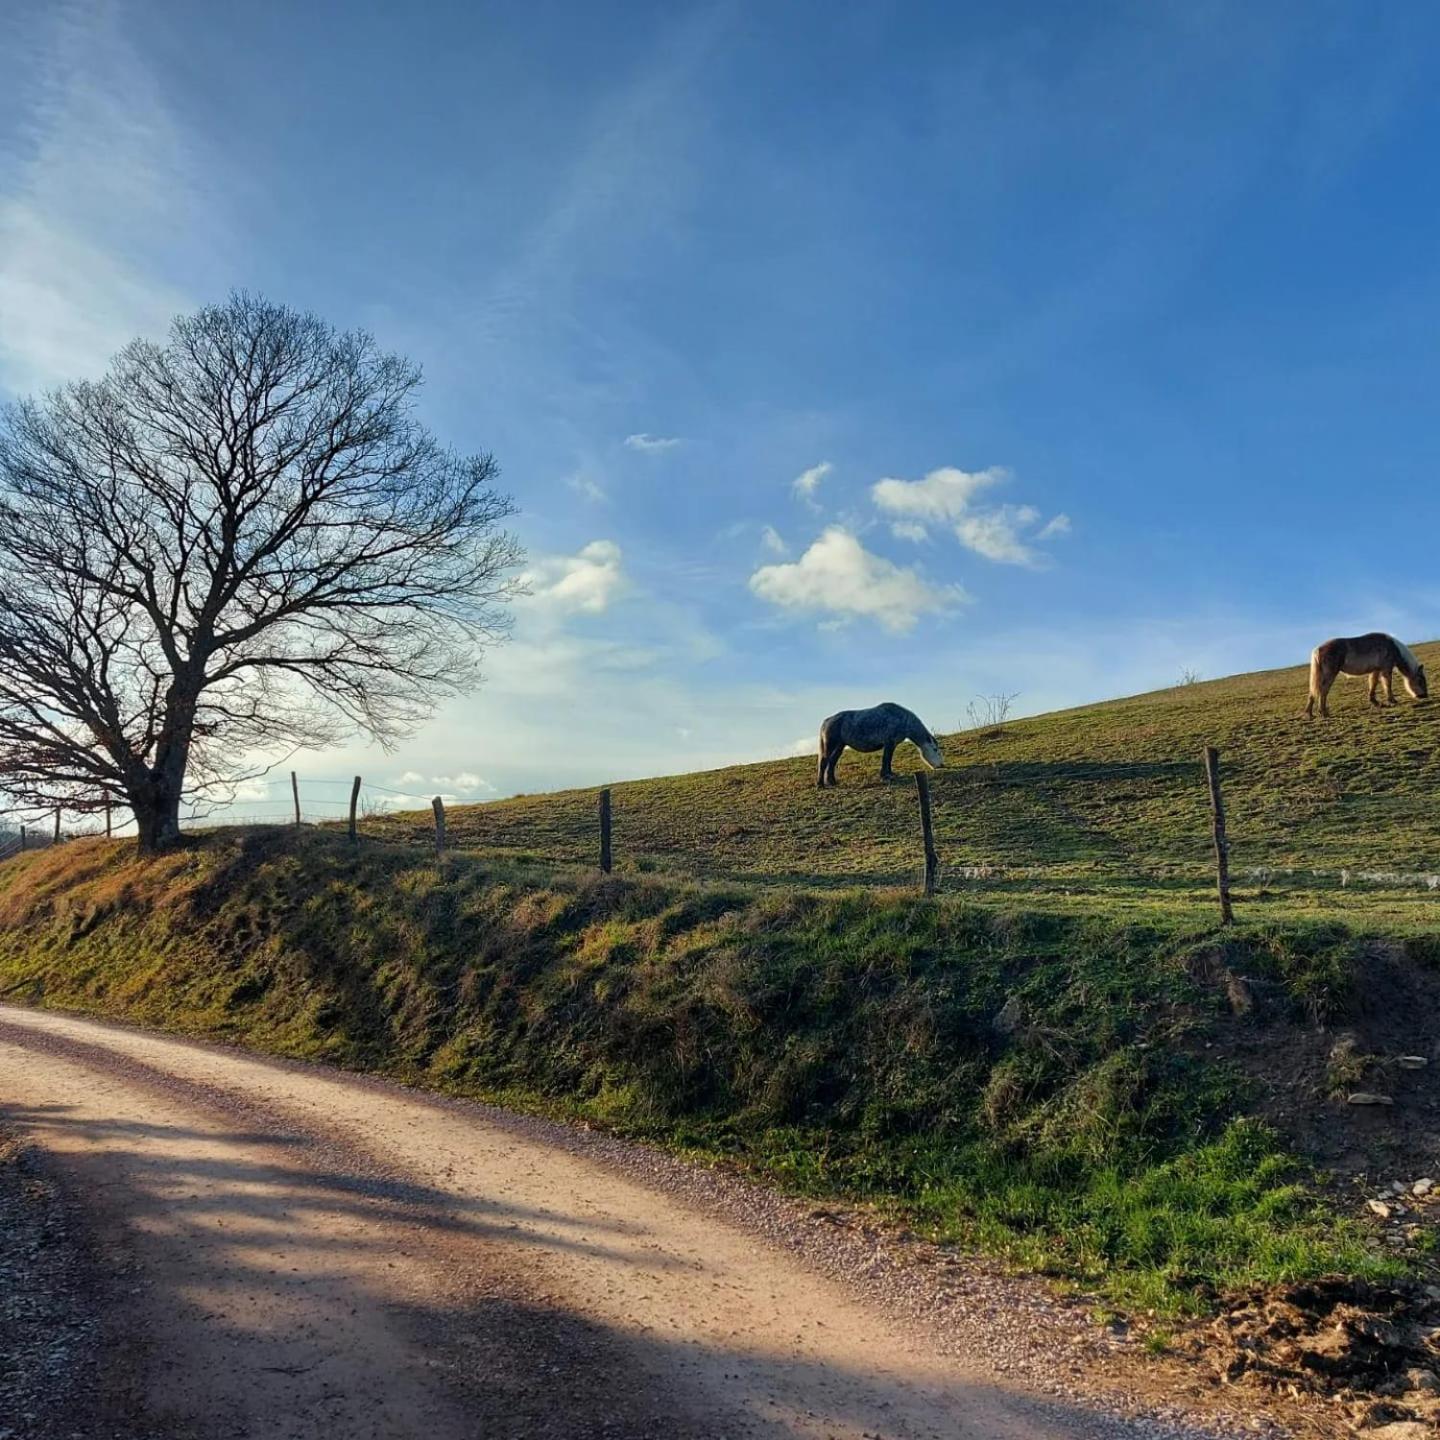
left=0, top=1004, right=1277, bottom=1439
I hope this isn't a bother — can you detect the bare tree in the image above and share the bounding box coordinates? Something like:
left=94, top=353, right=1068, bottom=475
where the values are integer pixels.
left=0, top=294, right=523, bottom=852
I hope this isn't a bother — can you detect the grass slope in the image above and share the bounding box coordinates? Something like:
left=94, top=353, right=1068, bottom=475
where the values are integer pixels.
left=0, top=829, right=1423, bottom=1317
left=362, top=645, right=1440, bottom=924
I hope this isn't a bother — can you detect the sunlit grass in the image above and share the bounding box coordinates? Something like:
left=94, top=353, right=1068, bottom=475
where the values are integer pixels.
left=357, top=644, right=1440, bottom=932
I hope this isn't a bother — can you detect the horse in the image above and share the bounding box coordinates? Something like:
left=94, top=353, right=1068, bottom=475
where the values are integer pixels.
left=1306, top=633, right=1428, bottom=718
left=817, top=702, right=944, bottom=787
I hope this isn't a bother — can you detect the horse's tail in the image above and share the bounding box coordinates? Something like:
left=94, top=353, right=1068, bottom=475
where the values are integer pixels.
left=1307, top=647, right=1324, bottom=711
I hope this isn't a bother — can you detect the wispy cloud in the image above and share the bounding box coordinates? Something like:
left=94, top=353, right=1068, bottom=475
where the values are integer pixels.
left=760, top=524, right=788, bottom=555
left=0, top=5, right=228, bottom=396
left=624, top=432, right=682, bottom=453
left=872, top=466, right=1068, bottom=568
left=955, top=505, right=1045, bottom=567
left=749, top=526, right=965, bottom=632
left=520, top=540, right=626, bottom=615
left=470, top=9, right=724, bottom=346
left=792, top=460, right=832, bottom=508
left=566, top=465, right=608, bottom=502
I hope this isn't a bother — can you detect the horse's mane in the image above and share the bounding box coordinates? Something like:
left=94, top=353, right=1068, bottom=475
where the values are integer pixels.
left=1395, top=638, right=1422, bottom=674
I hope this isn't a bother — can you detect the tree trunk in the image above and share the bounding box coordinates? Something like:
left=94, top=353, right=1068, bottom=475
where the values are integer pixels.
left=131, top=783, right=184, bottom=854
left=129, top=699, right=195, bottom=846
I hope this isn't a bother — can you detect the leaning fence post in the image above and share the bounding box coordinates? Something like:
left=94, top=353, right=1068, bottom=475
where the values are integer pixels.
left=1202, top=745, right=1234, bottom=925
left=598, top=788, right=612, bottom=874
left=19, top=825, right=26, bottom=853
left=104, top=795, right=112, bottom=838
left=291, top=771, right=301, bottom=827
left=53, top=808, right=60, bottom=845
left=915, top=773, right=939, bottom=896
left=432, top=795, right=446, bottom=857
left=349, top=776, right=361, bottom=843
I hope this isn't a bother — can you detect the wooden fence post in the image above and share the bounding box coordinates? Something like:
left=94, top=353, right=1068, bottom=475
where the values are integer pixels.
left=1202, top=746, right=1234, bottom=925
left=19, top=825, right=26, bottom=853
left=105, top=795, right=112, bottom=838
left=291, top=771, right=301, bottom=827
left=598, top=788, right=612, bottom=874
left=53, top=808, right=60, bottom=845
left=349, top=776, right=361, bottom=843
left=432, top=796, right=446, bottom=857
left=915, top=773, right=939, bottom=896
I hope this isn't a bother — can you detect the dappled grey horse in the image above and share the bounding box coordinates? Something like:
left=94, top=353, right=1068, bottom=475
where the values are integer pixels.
left=817, top=702, right=944, bottom=787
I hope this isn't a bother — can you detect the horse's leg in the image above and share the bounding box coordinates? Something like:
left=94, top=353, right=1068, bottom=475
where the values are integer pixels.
left=879, top=740, right=896, bottom=781
left=1368, top=672, right=1381, bottom=706
left=1384, top=668, right=1397, bottom=704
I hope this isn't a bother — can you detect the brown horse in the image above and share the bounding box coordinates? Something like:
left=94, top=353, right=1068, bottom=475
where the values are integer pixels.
left=1306, top=633, right=1428, bottom=718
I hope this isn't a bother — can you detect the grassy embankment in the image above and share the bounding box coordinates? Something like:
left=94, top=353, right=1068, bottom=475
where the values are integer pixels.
left=2, top=654, right=1437, bottom=1315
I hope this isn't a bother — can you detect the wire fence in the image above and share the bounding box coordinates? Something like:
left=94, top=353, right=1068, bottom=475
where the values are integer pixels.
left=5, top=749, right=1439, bottom=923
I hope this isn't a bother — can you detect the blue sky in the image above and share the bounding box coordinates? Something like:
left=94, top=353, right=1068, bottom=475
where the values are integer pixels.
left=3, top=0, right=1440, bottom=808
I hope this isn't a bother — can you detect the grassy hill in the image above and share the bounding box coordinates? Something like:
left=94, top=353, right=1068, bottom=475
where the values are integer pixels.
left=364, top=643, right=1440, bottom=924
left=2, top=649, right=1439, bottom=1346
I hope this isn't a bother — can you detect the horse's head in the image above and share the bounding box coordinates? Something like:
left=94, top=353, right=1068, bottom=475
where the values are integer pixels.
left=1406, top=663, right=1429, bottom=700
left=918, top=734, right=945, bottom=769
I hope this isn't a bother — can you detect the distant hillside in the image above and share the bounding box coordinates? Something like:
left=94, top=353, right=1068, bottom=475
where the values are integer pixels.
left=363, top=642, right=1440, bottom=915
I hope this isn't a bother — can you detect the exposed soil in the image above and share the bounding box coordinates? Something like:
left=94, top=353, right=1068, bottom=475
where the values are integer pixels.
left=1186, top=941, right=1440, bottom=1261
left=1195, top=1278, right=1440, bottom=1435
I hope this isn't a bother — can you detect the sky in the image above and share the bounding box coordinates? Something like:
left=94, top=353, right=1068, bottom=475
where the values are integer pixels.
left=3, top=0, right=1440, bottom=814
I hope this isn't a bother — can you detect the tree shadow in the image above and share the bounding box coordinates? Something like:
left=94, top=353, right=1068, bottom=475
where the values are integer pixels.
left=0, top=1023, right=1226, bottom=1439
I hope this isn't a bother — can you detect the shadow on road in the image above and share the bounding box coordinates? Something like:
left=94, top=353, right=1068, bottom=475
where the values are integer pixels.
left=1, top=1017, right=1218, bottom=1440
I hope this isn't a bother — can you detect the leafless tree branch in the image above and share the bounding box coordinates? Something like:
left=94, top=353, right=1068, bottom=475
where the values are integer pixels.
left=0, top=293, right=523, bottom=850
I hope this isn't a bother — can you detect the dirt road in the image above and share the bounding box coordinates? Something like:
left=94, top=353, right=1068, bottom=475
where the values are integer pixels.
left=0, top=1005, right=1256, bottom=1439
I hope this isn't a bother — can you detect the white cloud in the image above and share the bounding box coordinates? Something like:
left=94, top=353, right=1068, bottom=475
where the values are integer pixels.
left=396, top=771, right=425, bottom=786
left=520, top=540, right=626, bottom=614
left=872, top=466, right=1068, bottom=568
left=431, top=771, right=493, bottom=794
left=624, top=432, right=681, bottom=453
left=792, top=461, right=832, bottom=507
left=786, top=735, right=818, bottom=756
left=870, top=466, right=1007, bottom=521
left=760, top=524, right=788, bottom=555
left=749, top=527, right=964, bottom=633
